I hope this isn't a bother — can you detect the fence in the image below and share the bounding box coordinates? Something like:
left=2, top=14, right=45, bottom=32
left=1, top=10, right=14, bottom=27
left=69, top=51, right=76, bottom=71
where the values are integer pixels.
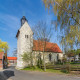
left=41, top=65, right=80, bottom=71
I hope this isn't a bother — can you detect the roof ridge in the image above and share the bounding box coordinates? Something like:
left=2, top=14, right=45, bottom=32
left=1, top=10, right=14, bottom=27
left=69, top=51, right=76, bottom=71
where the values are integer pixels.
left=33, top=39, right=57, bottom=44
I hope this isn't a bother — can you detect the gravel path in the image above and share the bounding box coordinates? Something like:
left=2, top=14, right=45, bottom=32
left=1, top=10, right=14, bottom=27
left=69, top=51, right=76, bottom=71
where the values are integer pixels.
left=0, top=66, right=80, bottom=80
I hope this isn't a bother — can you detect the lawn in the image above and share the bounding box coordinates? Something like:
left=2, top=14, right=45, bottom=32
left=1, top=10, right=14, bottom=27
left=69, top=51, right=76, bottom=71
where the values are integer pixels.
left=22, top=66, right=66, bottom=74
left=22, top=63, right=80, bottom=74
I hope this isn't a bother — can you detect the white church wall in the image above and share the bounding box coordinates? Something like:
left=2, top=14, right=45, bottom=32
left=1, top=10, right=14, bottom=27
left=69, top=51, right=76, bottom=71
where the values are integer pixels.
left=16, top=17, right=63, bottom=69
left=16, top=21, right=33, bottom=69
left=32, top=51, right=63, bottom=66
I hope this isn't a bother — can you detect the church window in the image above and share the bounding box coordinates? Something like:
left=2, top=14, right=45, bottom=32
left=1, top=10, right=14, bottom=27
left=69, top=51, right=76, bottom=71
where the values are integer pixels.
left=49, top=53, right=52, bottom=61
left=25, top=35, right=28, bottom=38
left=79, top=53, right=80, bottom=57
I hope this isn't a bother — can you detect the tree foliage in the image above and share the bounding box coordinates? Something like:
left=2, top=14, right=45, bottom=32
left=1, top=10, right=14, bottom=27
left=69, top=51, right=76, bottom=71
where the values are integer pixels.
left=0, top=49, right=4, bottom=52
left=22, top=52, right=31, bottom=63
left=22, top=52, right=35, bottom=67
left=43, top=0, right=80, bottom=49
left=0, top=40, right=9, bottom=53
left=12, top=48, right=17, bottom=57
left=67, top=49, right=80, bottom=57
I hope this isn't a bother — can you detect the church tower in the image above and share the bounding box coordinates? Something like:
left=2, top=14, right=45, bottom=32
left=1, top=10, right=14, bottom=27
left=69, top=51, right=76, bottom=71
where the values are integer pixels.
left=16, top=16, right=33, bottom=69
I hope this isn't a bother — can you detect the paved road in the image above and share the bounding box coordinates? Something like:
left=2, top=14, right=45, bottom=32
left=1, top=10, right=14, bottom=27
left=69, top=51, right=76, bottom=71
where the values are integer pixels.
left=0, top=66, right=80, bottom=80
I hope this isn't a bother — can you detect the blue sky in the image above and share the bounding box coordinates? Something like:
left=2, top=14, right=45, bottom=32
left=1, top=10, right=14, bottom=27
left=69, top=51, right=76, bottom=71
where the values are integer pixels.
left=0, top=0, right=61, bottom=56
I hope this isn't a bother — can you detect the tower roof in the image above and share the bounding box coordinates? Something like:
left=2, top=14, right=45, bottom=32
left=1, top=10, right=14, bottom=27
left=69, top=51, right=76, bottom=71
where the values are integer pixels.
left=21, top=16, right=28, bottom=22
left=21, top=16, right=28, bottom=26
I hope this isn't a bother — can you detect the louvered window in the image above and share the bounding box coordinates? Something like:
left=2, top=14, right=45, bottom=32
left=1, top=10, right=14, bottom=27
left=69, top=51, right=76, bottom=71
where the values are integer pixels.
left=25, top=35, right=28, bottom=38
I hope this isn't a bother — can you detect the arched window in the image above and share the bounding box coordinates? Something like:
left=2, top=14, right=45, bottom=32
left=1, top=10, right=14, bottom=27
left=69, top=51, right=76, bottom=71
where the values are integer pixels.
left=49, top=53, right=52, bottom=61
left=79, top=53, right=80, bottom=57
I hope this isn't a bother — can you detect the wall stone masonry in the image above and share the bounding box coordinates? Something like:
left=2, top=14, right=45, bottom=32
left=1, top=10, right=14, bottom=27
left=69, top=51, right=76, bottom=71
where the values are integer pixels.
left=16, top=16, right=63, bottom=69
left=16, top=17, right=33, bottom=69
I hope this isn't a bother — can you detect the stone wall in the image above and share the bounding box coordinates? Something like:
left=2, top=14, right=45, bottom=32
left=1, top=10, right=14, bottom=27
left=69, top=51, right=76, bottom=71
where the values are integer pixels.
left=33, top=51, right=63, bottom=65
left=17, top=22, right=33, bottom=69
left=16, top=20, right=63, bottom=69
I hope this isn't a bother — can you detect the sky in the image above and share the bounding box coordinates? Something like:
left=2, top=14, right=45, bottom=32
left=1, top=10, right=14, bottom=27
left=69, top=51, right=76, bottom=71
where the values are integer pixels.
left=0, top=0, right=62, bottom=56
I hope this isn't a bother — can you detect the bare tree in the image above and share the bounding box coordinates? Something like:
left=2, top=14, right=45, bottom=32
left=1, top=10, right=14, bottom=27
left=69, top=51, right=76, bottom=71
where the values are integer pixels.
left=12, top=48, right=17, bottom=57
left=30, top=34, right=33, bottom=67
left=33, top=21, right=52, bottom=71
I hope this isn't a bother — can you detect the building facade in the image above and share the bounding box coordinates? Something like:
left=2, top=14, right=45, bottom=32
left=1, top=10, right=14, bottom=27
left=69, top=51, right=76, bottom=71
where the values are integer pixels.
left=16, top=16, right=63, bottom=69
left=0, top=52, right=7, bottom=69
left=7, top=57, right=17, bottom=66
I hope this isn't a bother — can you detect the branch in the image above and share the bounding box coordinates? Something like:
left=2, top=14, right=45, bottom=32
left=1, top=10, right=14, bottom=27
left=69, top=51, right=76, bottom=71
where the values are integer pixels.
left=54, top=0, right=80, bottom=26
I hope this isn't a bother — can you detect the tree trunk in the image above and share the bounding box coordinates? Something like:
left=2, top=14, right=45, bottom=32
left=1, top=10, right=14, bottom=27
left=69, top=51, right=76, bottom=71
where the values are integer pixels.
left=30, top=52, right=33, bottom=67
left=43, top=52, right=46, bottom=71
left=43, top=41, right=46, bottom=71
left=30, top=34, right=33, bottom=67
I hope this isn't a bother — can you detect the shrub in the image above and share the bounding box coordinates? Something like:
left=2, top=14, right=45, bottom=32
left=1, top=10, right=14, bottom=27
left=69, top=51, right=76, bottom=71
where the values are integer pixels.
left=61, top=64, right=71, bottom=73
left=37, top=59, right=43, bottom=68
left=21, top=52, right=31, bottom=63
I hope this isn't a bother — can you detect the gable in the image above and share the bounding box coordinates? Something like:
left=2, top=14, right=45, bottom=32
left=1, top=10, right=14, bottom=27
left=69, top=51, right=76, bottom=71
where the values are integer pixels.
left=16, top=21, right=33, bottom=38
left=20, top=22, right=33, bottom=34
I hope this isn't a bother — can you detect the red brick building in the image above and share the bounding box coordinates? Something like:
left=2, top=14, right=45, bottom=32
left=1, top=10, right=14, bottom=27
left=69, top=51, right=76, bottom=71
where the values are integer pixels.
left=0, top=52, right=4, bottom=69
left=0, top=52, right=7, bottom=69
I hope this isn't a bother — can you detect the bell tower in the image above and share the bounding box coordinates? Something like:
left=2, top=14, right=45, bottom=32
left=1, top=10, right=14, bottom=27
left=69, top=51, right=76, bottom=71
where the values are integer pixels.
left=16, top=16, right=33, bottom=69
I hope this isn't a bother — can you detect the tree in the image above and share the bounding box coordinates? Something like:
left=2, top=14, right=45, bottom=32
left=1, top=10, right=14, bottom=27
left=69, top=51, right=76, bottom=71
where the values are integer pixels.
left=33, top=21, right=52, bottom=71
left=0, top=49, right=4, bottom=52
left=12, top=48, right=17, bottom=57
left=0, top=40, right=9, bottom=53
left=66, top=49, right=80, bottom=62
left=76, top=49, right=80, bottom=55
left=22, top=52, right=35, bottom=67
left=22, top=52, right=31, bottom=63
left=43, top=0, right=80, bottom=49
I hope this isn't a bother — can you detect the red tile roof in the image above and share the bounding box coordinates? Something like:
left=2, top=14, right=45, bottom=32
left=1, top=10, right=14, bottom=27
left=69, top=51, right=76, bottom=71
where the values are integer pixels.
left=33, top=40, right=62, bottom=53
left=0, top=52, right=4, bottom=59
left=7, top=57, right=17, bottom=60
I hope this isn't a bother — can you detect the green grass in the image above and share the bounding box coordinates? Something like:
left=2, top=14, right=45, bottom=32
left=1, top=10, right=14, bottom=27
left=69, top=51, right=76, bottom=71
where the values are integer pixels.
left=70, top=62, right=80, bottom=64
left=22, top=66, right=43, bottom=72
left=46, top=69, right=64, bottom=74
left=22, top=63, right=80, bottom=74
left=22, top=66, right=65, bottom=74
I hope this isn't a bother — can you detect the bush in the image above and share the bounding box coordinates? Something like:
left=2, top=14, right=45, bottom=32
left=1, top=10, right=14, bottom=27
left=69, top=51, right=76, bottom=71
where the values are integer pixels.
left=55, top=59, right=63, bottom=65
left=37, top=59, right=43, bottom=68
left=46, top=62, right=54, bottom=66
left=21, top=52, right=31, bottom=62
left=61, top=64, right=71, bottom=73
left=70, top=61, right=80, bottom=64
left=61, top=69, right=69, bottom=73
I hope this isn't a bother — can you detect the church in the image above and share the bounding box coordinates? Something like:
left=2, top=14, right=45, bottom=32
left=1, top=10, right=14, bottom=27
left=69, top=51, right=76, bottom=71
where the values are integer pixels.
left=16, top=16, right=63, bottom=69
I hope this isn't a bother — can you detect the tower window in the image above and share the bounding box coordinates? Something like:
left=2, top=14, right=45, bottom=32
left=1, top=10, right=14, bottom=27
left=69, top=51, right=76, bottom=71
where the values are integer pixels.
left=25, top=35, right=28, bottom=38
